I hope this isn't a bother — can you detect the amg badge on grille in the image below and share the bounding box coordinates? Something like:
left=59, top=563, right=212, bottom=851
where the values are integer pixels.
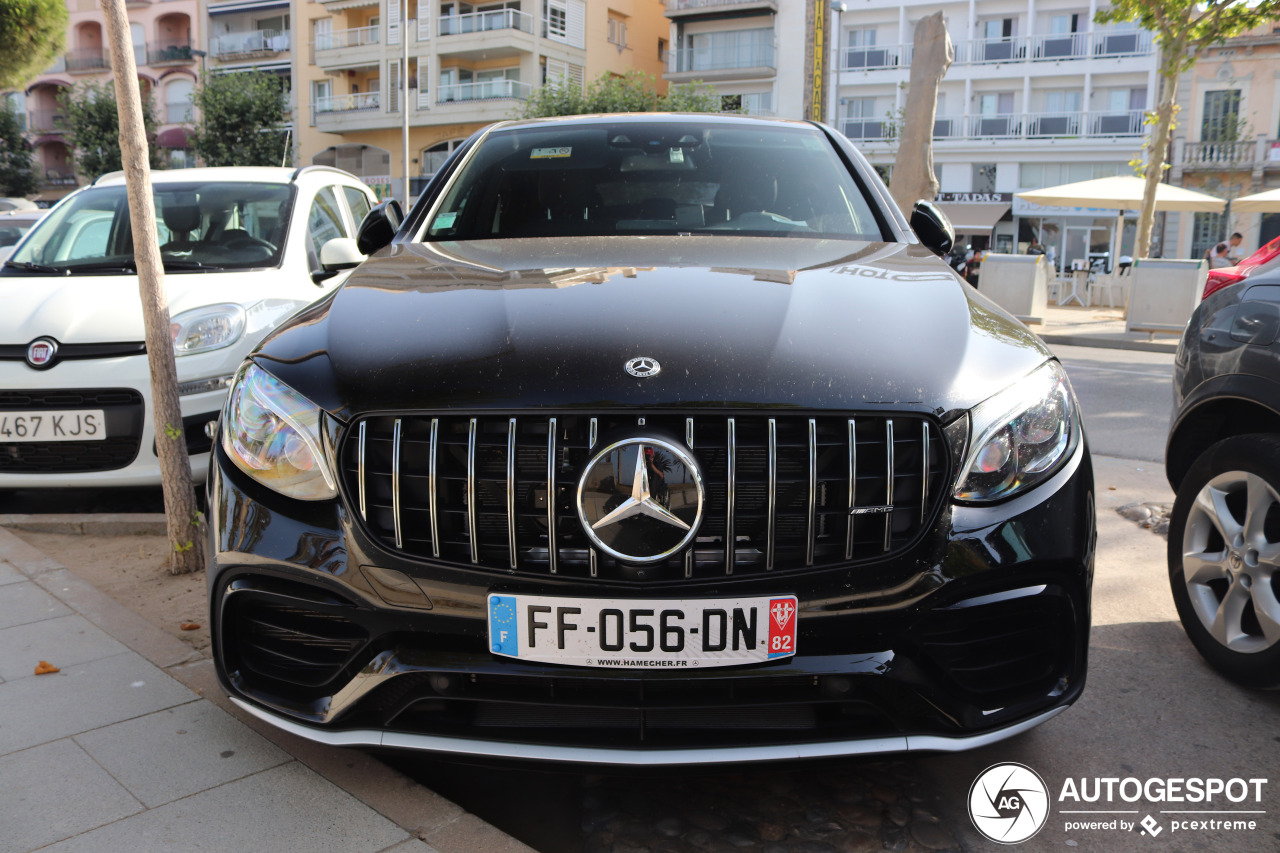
left=576, top=438, right=703, bottom=563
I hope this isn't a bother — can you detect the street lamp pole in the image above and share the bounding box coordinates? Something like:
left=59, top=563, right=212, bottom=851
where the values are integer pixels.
left=829, top=2, right=846, bottom=128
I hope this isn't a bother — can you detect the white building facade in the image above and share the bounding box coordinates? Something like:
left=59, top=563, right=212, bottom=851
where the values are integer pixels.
left=662, top=0, right=1165, bottom=266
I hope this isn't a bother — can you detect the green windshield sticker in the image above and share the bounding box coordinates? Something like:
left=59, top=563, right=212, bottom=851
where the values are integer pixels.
left=531, top=147, right=572, bottom=159
left=435, top=211, right=458, bottom=228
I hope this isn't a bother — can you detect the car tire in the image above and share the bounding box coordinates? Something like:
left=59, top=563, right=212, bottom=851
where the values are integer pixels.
left=1168, top=434, right=1280, bottom=689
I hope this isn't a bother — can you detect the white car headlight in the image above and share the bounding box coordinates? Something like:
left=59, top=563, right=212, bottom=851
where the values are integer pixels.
left=172, top=303, right=245, bottom=355
left=954, top=360, right=1080, bottom=503
left=172, top=299, right=308, bottom=356
left=221, top=362, right=337, bottom=501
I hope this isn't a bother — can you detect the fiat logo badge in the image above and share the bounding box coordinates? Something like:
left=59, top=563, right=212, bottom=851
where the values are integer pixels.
left=26, top=338, right=58, bottom=369
left=625, top=356, right=661, bottom=378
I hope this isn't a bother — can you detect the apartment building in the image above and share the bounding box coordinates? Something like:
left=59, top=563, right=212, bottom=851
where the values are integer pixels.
left=1165, top=21, right=1280, bottom=260
left=203, top=0, right=296, bottom=159
left=5, top=0, right=201, bottom=199
left=832, top=0, right=1158, bottom=266
left=294, top=0, right=667, bottom=203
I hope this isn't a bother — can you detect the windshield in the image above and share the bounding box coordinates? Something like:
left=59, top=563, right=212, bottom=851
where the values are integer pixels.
left=8, top=182, right=294, bottom=274
left=423, top=121, right=887, bottom=241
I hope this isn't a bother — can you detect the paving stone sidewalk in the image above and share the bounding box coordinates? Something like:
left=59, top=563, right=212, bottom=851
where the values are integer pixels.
left=0, top=526, right=530, bottom=853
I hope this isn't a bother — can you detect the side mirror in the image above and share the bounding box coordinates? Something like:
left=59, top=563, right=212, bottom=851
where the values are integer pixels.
left=356, top=199, right=404, bottom=256
left=319, top=237, right=365, bottom=272
left=910, top=200, right=955, bottom=258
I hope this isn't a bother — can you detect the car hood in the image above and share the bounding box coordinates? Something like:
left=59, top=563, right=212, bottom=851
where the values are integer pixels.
left=255, top=237, right=1051, bottom=419
left=0, top=270, right=306, bottom=344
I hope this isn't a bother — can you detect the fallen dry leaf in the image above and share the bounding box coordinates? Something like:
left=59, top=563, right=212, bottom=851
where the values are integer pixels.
left=34, top=661, right=60, bottom=675
left=1108, top=486, right=1116, bottom=490
left=180, top=622, right=201, bottom=631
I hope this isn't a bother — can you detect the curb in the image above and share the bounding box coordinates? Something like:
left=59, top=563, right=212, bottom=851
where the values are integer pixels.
left=1038, top=333, right=1179, bottom=354
left=0, top=513, right=168, bottom=536
left=0, top=522, right=534, bottom=853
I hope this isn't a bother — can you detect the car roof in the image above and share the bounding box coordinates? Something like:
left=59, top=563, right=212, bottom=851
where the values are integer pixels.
left=90, top=165, right=368, bottom=188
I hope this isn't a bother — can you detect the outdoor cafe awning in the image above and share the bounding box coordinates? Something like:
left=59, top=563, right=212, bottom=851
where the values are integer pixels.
left=1015, top=175, right=1225, bottom=213
left=1231, top=188, right=1280, bottom=213
left=936, top=202, right=1010, bottom=232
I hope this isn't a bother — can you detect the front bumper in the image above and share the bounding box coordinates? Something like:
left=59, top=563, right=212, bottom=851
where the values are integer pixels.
left=208, top=439, right=1095, bottom=765
left=0, top=352, right=233, bottom=488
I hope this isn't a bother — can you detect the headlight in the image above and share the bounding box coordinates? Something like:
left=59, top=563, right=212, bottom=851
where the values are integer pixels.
left=220, top=362, right=336, bottom=500
left=954, top=360, right=1079, bottom=503
left=172, top=304, right=245, bottom=355
left=172, top=300, right=308, bottom=356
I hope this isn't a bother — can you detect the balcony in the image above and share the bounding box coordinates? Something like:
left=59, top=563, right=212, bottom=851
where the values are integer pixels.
left=665, top=43, right=775, bottom=83
left=663, top=0, right=778, bottom=19
left=1179, top=138, right=1271, bottom=171
left=27, top=110, right=66, bottom=133
left=836, top=31, right=1153, bottom=73
left=842, top=109, right=1146, bottom=143
left=315, top=92, right=381, bottom=114
left=212, top=29, right=290, bottom=60
left=313, top=25, right=381, bottom=71
left=147, top=41, right=195, bottom=66
left=438, top=80, right=530, bottom=103
left=42, top=168, right=77, bottom=187
left=65, top=48, right=109, bottom=73
left=439, top=9, right=532, bottom=36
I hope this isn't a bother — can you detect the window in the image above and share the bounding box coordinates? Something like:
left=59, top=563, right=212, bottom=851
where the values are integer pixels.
left=658, top=38, right=666, bottom=61
left=1202, top=89, right=1242, bottom=141
left=544, top=0, right=566, bottom=40
left=688, top=28, right=773, bottom=71
left=421, top=139, right=464, bottom=176
left=425, top=121, right=886, bottom=241
left=307, top=186, right=347, bottom=271
left=607, top=15, right=627, bottom=48
left=313, top=17, right=332, bottom=50
left=979, top=18, right=1013, bottom=39
left=1192, top=212, right=1225, bottom=260
left=1050, top=14, right=1079, bottom=35
left=1045, top=90, right=1081, bottom=113
left=343, top=186, right=372, bottom=227
left=1019, top=162, right=1125, bottom=188
left=721, top=94, right=742, bottom=113
left=311, top=79, right=332, bottom=121
left=972, top=163, right=997, bottom=194
left=979, top=92, right=1014, bottom=115
left=165, top=78, right=194, bottom=124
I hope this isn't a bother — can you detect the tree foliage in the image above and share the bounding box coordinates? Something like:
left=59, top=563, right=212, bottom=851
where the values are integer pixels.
left=0, top=0, right=67, bottom=91
left=60, top=80, right=162, bottom=180
left=0, top=99, right=36, bottom=196
left=519, top=70, right=724, bottom=118
left=1096, top=0, right=1280, bottom=257
left=191, top=69, right=290, bottom=167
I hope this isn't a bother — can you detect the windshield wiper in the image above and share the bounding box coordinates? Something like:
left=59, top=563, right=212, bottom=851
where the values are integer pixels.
left=161, top=260, right=224, bottom=271
left=4, top=260, right=66, bottom=274
left=61, top=260, right=137, bottom=274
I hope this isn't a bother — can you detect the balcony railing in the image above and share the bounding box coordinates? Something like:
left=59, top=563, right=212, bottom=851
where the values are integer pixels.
left=1183, top=139, right=1258, bottom=168
left=147, top=41, right=194, bottom=65
left=315, top=25, right=380, bottom=51
left=212, top=29, right=290, bottom=58
left=439, top=9, right=533, bottom=36
left=837, top=30, right=1152, bottom=71
left=666, top=43, right=776, bottom=73
left=27, top=110, right=66, bottom=132
left=842, top=109, right=1146, bottom=142
left=314, top=92, right=382, bottom=113
left=65, top=48, right=109, bottom=72
left=437, top=80, right=531, bottom=103
left=42, top=168, right=77, bottom=187
left=664, top=0, right=776, bottom=9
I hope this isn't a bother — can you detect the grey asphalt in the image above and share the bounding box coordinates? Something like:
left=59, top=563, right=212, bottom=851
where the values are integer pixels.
left=1051, top=343, right=1176, bottom=463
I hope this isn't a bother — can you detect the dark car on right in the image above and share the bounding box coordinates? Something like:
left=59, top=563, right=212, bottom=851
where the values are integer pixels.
left=1167, top=260, right=1280, bottom=688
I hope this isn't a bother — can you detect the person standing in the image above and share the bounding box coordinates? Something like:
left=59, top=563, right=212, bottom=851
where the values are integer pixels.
left=1026, top=238, right=1045, bottom=256
left=1206, top=242, right=1232, bottom=269
left=1227, top=232, right=1245, bottom=263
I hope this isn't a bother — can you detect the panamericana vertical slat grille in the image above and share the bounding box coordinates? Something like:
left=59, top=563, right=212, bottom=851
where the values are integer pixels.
left=340, top=413, right=949, bottom=581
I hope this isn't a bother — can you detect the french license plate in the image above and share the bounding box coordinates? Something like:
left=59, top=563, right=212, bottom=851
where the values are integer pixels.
left=0, top=410, right=106, bottom=443
left=487, top=593, right=798, bottom=669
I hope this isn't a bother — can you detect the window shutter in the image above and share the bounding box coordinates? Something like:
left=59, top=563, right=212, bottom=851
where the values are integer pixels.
left=566, top=0, right=585, bottom=49
left=417, top=0, right=430, bottom=40
left=417, top=62, right=429, bottom=109
left=567, top=62, right=584, bottom=92
left=388, top=0, right=401, bottom=45
left=388, top=59, right=400, bottom=112
left=545, top=57, right=568, bottom=84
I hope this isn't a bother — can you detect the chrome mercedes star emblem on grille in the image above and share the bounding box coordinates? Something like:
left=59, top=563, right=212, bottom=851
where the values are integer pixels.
left=624, top=356, right=661, bottom=378
left=592, top=443, right=691, bottom=533
left=576, top=437, right=703, bottom=563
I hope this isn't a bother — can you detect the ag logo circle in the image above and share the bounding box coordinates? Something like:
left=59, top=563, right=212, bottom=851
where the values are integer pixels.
left=968, top=762, right=1050, bottom=844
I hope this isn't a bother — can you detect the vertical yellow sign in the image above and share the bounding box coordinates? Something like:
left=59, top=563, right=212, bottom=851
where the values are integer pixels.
left=811, top=1, right=826, bottom=122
